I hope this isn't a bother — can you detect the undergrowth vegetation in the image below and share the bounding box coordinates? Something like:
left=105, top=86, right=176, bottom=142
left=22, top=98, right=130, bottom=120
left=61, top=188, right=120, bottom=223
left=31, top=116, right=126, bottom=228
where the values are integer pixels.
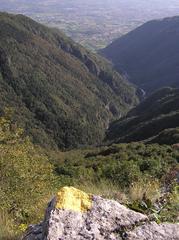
left=0, top=111, right=178, bottom=239
left=0, top=110, right=57, bottom=238
left=55, top=143, right=178, bottom=189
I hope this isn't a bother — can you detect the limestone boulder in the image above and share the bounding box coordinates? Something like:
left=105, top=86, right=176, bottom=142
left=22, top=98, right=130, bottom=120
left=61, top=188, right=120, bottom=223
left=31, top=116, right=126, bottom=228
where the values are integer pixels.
left=22, top=187, right=179, bottom=240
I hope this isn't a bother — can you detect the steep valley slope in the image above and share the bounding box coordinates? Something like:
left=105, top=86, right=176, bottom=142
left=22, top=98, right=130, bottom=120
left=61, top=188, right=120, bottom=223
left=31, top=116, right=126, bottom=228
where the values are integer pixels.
left=101, top=16, right=179, bottom=94
left=106, top=87, right=179, bottom=145
left=0, top=12, right=138, bottom=149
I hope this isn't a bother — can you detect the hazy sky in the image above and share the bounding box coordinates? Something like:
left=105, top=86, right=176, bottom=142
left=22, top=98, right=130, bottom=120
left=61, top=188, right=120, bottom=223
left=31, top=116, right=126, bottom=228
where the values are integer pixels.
left=1, top=0, right=179, bottom=18
left=1, top=0, right=179, bottom=49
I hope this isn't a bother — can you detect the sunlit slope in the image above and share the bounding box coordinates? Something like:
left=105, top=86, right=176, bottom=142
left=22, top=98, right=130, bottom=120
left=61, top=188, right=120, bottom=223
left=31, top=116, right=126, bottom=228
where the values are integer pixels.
left=0, top=12, right=138, bottom=148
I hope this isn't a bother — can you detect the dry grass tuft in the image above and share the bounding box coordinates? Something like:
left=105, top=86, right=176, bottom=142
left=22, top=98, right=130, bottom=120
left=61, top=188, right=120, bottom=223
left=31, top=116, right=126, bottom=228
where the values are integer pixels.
left=76, top=180, right=127, bottom=203
left=128, top=179, right=161, bottom=203
left=0, top=211, right=19, bottom=240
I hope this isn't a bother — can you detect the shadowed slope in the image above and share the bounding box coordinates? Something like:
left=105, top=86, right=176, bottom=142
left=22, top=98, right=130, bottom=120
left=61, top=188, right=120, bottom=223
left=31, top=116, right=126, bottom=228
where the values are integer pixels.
left=106, top=87, right=179, bottom=144
left=101, top=16, right=179, bottom=94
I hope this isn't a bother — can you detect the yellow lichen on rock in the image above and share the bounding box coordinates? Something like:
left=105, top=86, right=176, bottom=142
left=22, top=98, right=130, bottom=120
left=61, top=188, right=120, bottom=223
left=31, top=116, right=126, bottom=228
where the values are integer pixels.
left=55, top=186, right=92, bottom=212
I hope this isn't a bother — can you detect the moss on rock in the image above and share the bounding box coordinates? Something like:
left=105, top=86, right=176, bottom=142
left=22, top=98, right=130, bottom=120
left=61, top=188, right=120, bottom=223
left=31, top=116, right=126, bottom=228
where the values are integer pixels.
left=55, top=187, right=92, bottom=212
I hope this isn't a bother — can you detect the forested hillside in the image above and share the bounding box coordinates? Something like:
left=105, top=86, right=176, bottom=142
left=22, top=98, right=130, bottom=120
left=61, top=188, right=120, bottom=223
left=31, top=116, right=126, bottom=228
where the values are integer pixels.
left=0, top=12, right=138, bottom=149
left=106, top=87, right=179, bottom=144
left=101, top=16, right=179, bottom=94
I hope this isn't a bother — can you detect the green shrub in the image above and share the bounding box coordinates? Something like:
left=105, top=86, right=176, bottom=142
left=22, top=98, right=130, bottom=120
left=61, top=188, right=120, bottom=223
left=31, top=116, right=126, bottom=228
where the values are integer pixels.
left=0, top=112, right=56, bottom=224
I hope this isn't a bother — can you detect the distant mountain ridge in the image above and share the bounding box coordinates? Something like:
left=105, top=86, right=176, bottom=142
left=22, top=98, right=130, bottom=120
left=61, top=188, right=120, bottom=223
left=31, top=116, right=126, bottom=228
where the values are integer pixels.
left=106, top=87, right=179, bottom=144
left=101, top=16, right=179, bottom=94
left=0, top=12, right=138, bottom=149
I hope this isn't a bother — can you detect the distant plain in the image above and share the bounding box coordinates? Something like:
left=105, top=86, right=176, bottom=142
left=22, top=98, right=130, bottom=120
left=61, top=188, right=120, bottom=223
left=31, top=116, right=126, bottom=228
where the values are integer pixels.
left=1, top=0, right=179, bottom=50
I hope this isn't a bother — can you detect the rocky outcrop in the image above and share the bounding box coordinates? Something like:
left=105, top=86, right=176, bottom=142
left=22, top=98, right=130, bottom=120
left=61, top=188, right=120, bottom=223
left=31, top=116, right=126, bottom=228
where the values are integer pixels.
left=22, top=187, right=179, bottom=240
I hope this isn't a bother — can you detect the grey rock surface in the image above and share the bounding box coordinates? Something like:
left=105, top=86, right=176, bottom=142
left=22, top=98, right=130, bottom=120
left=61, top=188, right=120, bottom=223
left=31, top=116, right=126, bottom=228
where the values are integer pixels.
left=22, top=195, right=179, bottom=240
left=127, top=222, right=179, bottom=240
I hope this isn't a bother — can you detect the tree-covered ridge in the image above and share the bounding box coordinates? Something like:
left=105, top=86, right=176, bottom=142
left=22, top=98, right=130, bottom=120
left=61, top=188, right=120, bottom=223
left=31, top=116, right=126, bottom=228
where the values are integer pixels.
left=106, top=87, right=179, bottom=144
left=101, top=16, right=179, bottom=94
left=0, top=12, right=138, bottom=149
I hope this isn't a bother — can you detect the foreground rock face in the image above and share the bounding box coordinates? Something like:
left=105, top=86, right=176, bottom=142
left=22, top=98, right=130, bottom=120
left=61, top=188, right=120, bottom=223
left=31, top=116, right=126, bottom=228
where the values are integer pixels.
left=22, top=187, right=179, bottom=240
left=127, top=222, right=179, bottom=240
